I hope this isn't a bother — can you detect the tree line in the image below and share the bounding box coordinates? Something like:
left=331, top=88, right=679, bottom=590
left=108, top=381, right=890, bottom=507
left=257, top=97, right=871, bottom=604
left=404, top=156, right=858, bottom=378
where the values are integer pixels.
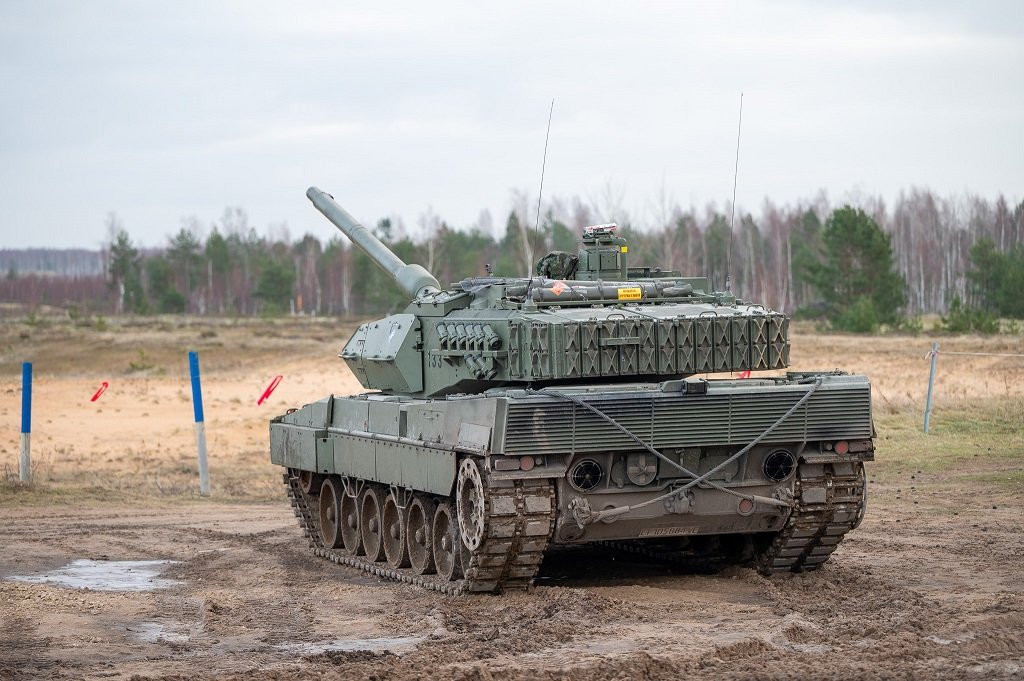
left=2, top=189, right=1022, bottom=329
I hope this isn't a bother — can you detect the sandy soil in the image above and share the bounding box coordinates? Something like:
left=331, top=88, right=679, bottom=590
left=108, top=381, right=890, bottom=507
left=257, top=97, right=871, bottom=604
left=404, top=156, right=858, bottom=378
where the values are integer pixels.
left=1, top=318, right=1022, bottom=679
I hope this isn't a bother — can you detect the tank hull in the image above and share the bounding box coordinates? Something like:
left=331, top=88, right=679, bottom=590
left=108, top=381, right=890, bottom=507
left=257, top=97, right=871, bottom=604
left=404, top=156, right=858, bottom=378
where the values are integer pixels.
left=271, top=372, right=872, bottom=592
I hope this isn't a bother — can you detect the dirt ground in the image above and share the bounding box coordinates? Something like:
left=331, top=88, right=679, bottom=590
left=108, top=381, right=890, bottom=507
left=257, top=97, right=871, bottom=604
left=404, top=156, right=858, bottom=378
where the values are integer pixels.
left=1, top=317, right=1022, bottom=680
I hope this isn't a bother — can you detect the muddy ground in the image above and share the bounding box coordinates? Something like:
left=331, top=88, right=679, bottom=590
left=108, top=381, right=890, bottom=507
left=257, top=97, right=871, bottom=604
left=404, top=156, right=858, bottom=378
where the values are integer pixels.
left=1, top=317, right=1022, bottom=679
left=2, top=491, right=1023, bottom=680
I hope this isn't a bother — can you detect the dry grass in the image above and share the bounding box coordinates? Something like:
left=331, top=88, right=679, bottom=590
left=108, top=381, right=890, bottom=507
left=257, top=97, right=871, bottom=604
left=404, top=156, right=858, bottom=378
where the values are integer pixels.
left=1, top=316, right=1021, bottom=507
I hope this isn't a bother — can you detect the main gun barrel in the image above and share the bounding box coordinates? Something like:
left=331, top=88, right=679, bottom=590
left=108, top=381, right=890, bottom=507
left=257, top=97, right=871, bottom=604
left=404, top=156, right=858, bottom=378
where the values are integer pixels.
left=306, top=187, right=441, bottom=298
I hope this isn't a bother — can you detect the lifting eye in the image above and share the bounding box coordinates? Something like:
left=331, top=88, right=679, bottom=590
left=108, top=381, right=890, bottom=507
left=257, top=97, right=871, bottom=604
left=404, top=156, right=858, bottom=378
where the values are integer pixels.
left=763, top=450, right=796, bottom=482
left=569, top=459, right=604, bottom=492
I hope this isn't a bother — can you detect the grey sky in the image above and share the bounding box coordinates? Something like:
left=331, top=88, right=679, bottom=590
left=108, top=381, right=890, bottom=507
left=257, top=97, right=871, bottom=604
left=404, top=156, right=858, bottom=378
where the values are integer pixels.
left=1, top=1, right=1021, bottom=249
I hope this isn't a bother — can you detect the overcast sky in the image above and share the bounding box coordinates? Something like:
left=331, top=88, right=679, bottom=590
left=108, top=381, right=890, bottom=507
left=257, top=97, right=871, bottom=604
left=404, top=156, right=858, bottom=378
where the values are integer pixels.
left=1, top=1, right=1022, bottom=249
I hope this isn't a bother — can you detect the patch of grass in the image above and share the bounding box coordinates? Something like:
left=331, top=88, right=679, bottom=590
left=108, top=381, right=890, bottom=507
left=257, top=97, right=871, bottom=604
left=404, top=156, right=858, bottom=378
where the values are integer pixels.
left=960, top=470, right=1024, bottom=490
left=933, top=403, right=1022, bottom=436
left=25, top=310, right=47, bottom=328
left=128, top=348, right=156, bottom=372
left=873, top=398, right=1023, bottom=478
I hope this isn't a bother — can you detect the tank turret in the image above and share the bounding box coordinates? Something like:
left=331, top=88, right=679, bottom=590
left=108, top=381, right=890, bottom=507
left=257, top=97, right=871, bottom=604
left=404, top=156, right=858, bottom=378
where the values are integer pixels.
left=310, top=187, right=790, bottom=398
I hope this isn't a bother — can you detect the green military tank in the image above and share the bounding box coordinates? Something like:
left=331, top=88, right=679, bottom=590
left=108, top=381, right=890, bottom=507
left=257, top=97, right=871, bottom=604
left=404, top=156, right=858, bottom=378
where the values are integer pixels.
left=271, top=187, right=872, bottom=593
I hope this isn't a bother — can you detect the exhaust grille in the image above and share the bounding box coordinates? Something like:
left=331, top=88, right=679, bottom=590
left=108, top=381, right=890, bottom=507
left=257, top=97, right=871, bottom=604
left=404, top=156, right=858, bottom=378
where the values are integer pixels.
left=503, top=382, right=871, bottom=455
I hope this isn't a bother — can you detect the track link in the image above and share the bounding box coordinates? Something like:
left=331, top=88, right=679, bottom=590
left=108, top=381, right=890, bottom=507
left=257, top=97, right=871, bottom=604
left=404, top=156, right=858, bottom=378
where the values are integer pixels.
left=285, top=469, right=556, bottom=594
left=757, top=461, right=866, bottom=574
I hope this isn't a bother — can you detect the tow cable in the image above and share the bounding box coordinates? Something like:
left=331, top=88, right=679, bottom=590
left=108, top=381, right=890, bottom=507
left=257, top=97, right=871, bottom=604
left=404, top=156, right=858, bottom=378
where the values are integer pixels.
left=528, top=377, right=822, bottom=526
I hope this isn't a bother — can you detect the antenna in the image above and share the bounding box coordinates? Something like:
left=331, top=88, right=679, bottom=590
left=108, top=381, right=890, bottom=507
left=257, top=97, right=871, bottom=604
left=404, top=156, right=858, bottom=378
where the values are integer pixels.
left=522, top=99, right=554, bottom=280
left=535, top=99, right=555, bottom=237
left=726, top=92, right=743, bottom=292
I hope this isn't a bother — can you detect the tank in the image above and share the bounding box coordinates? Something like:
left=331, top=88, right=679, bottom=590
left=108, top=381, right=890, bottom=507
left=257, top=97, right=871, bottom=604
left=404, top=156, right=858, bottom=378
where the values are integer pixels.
left=270, top=186, right=872, bottom=593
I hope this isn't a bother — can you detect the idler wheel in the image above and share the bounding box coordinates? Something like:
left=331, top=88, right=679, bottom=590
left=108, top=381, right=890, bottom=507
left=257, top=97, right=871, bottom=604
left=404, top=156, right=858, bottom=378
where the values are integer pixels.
left=456, top=458, right=486, bottom=551
left=298, top=470, right=322, bottom=495
left=318, top=477, right=344, bottom=549
left=432, top=500, right=463, bottom=582
left=407, top=495, right=436, bottom=575
left=382, top=491, right=410, bottom=569
left=340, top=485, right=363, bottom=555
left=360, top=486, right=386, bottom=562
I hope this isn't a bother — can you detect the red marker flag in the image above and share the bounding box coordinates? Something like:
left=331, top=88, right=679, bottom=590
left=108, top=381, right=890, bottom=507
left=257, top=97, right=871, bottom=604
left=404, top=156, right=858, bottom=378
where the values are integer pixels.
left=90, top=381, right=109, bottom=402
left=258, top=375, right=283, bottom=405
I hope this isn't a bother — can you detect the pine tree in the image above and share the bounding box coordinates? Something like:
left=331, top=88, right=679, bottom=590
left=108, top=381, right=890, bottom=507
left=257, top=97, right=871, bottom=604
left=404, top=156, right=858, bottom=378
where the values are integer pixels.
left=967, top=238, right=1024, bottom=318
left=167, top=228, right=204, bottom=312
left=809, top=206, right=907, bottom=331
left=108, top=228, right=145, bottom=314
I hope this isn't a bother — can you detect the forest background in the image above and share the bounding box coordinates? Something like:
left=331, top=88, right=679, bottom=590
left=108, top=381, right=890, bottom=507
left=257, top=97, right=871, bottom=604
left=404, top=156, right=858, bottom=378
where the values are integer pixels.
left=2, top=186, right=1022, bottom=333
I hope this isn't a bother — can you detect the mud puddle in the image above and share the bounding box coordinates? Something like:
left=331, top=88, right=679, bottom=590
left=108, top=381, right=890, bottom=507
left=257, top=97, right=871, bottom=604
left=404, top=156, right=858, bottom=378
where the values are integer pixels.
left=7, top=558, right=181, bottom=591
left=131, top=620, right=192, bottom=644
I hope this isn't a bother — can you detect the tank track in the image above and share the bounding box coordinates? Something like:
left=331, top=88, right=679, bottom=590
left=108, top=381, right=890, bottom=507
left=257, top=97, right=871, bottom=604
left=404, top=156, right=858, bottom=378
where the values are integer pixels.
left=597, top=539, right=729, bottom=573
left=284, top=470, right=556, bottom=595
left=598, top=462, right=866, bottom=576
left=757, top=461, right=866, bottom=574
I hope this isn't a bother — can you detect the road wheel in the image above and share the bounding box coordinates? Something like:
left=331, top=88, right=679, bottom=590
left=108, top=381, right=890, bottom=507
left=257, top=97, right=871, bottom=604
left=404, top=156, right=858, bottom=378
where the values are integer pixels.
left=432, top=501, right=463, bottom=582
left=340, top=485, right=363, bottom=555
left=407, top=495, right=436, bottom=575
left=360, top=486, right=386, bottom=562
left=318, top=477, right=344, bottom=548
left=382, top=491, right=410, bottom=569
left=298, top=470, right=322, bottom=495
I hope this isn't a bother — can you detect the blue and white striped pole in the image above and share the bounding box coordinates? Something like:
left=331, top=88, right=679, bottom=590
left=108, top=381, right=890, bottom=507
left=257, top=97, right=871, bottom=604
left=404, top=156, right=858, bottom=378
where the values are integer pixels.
left=20, top=362, right=31, bottom=482
left=188, top=351, right=211, bottom=496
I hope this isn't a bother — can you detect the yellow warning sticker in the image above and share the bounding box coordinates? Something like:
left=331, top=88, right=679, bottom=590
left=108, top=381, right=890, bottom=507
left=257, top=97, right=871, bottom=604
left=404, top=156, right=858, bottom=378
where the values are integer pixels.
left=617, top=287, right=642, bottom=301
left=620, top=246, right=628, bottom=253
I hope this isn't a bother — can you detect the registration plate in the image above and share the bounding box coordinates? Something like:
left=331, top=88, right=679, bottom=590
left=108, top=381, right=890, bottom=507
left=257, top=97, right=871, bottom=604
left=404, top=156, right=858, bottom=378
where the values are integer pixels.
left=638, top=526, right=699, bottom=537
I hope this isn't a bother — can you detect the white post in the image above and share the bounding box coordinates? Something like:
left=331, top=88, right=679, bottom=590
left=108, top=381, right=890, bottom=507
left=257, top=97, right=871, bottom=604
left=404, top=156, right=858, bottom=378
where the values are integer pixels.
left=195, top=422, right=210, bottom=496
left=923, top=341, right=938, bottom=434
left=20, top=433, right=30, bottom=483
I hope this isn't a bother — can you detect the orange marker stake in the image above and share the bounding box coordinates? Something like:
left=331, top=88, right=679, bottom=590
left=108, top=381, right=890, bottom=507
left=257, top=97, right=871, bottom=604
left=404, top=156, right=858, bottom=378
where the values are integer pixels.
left=91, top=381, right=109, bottom=402
left=258, top=375, right=284, bottom=406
